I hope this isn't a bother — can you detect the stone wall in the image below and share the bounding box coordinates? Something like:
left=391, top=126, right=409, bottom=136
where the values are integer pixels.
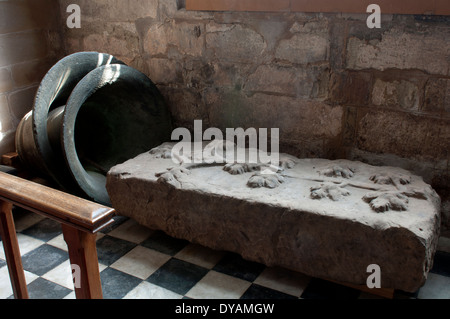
left=0, top=0, right=64, bottom=156
left=55, top=1, right=448, bottom=231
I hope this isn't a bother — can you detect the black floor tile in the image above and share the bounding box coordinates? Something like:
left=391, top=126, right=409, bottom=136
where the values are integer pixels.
left=100, top=267, right=142, bottom=299
left=147, top=258, right=209, bottom=295
left=213, top=253, right=265, bottom=282
left=26, top=277, right=72, bottom=299
left=21, top=218, right=62, bottom=242
left=430, top=251, right=450, bottom=277
left=21, top=244, right=68, bottom=276
left=0, top=259, right=5, bottom=268
left=241, top=284, right=298, bottom=299
left=300, top=278, right=361, bottom=299
left=141, top=231, right=189, bottom=256
left=96, top=235, right=137, bottom=266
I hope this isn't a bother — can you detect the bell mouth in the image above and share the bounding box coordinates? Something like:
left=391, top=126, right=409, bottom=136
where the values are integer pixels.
left=62, top=64, right=172, bottom=205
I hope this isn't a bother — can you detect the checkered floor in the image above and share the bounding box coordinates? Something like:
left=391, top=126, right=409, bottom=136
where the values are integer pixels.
left=1, top=207, right=450, bottom=299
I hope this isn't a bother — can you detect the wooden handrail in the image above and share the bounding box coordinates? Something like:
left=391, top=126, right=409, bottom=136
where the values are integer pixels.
left=0, top=171, right=115, bottom=299
left=0, top=171, right=115, bottom=233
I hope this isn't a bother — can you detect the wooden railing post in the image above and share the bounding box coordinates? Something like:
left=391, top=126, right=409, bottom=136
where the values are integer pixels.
left=62, top=224, right=103, bottom=299
left=0, top=200, right=29, bottom=299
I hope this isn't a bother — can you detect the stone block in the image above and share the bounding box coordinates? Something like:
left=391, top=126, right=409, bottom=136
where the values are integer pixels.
left=329, top=71, right=372, bottom=106
left=245, top=64, right=298, bottom=96
left=275, top=21, right=329, bottom=65
left=423, top=78, right=450, bottom=114
left=275, top=32, right=329, bottom=65
left=371, top=79, right=420, bottom=111
left=342, top=106, right=358, bottom=147
left=0, top=1, right=36, bottom=34
left=0, top=68, right=13, bottom=94
left=206, top=62, right=252, bottom=89
left=10, top=59, right=53, bottom=89
left=206, top=91, right=343, bottom=141
left=0, top=0, right=57, bottom=34
left=145, top=21, right=204, bottom=57
left=0, top=130, right=15, bottom=156
left=83, top=34, right=133, bottom=61
left=107, top=143, right=441, bottom=292
left=61, top=0, right=158, bottom=22
left=182, top=60, right=216, bottom=89
left=7, top=85, right=38, bottom=124
left=244, top=64, right=329, bottom=99
left=146, top=58, right=180, bottom=85
left=0, top=94, right=13, bottom=133
left=0, top=31, right=48, bottom=68
left=346, top=26, right=450, bottom=75
left=356, top=110, right=450, bottom=161
left=206, top=24, right=266, bottom=63
left=159, top=87, right=208, bottom=128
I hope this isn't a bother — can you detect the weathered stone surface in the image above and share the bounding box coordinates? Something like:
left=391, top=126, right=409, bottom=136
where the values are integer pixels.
left=0, top=30, right=48, bottom=68
left=8, top=85, right=38, bottom=124
left=423, top=78, right=450, bottom=113
left=245, top=64, right=298, bottom=96
left=10, top=58, right=53, bottom=89
left=206, top=24, right=266, bottom=63
left=145, top=21, right=204, bottom=57
left=59, top=0, right=158, bottom=22
left=357, top=110, right=450, bottom=160
left=0, top=68, right=13, bottom=93
left=371, top=79, right=420, bottom=110
left=329, top=71, right=371, bottom=106
left=205, top=91, right=343, bottom=140
left=107, top=142, right=441, bottom=292
left=146, top=58, right=180, bottom=85
left=245, top=64, right=329, bottom=98
left=346, top=27, right=450, bottom=75
left=0, top=95, right=13, bottom=133
left=275, top=21, right=329, bottom=65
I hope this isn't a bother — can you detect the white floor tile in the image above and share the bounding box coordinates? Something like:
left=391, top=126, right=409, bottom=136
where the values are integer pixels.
left=47, top=234, right=68, bottom=251
left=63, top=291, right=76, bottom=299
left=108, top=219, right=154, bottom=244
left=186, top=270, right=251, bottom=299
left=253, top=267, right=311, bottom=297
left=417, top=272, right=450, bottom=299
left=42, top=259, right=74, bottom=290
left=175, top=243, right=225, bottom=269
left=0, top=266, right=38, bottom=299
left=123, top=281, right=183, bottom=299
left=0, top=234, right=44, bottom=259
left=110, top=245, right=171, bottom=279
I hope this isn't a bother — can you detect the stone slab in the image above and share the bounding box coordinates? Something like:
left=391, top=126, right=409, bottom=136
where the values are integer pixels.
left=106, top=142, right=441, bottom=292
